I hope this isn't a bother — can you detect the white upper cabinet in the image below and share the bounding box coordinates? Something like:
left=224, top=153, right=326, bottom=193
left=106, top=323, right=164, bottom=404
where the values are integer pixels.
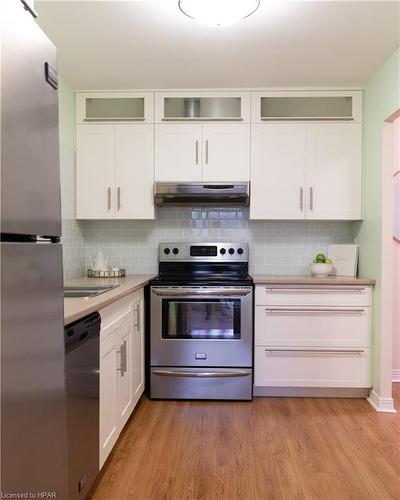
left=77, top=124, right=115, bottom=219
left=155, top=91, right=251, bottom=123
left=75, top=89, right=363, bottom=221
left=202, top=123, right=250, bottom=182
left=155, top=124, right=202, bottom=182
left=250, top=122, right=362, bottom=220
left=250, top=124, right=306, bottom=219
left=77, top=123, right=154, bottom=220
left=155, top=123, right=250, bottom=182
left=115, top=124, right=154, bottom=219
left=76, top=92, right=154, bottom=123
left=306, top=123, right=362, bottom=220
left=251, top=91, right=362, bottom=123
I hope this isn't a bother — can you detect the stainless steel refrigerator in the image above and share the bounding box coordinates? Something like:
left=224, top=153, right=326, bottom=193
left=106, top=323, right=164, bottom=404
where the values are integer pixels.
left=1, top=1, right=68, bottom=497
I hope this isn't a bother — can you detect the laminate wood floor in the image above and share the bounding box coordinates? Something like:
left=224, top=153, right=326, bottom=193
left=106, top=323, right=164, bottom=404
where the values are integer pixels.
left=90, top=384, right=400, bottom=500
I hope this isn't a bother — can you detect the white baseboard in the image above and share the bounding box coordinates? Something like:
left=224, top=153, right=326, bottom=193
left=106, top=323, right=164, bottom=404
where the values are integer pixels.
left=367, top=390, right=397, bottom=413
left=392, top=369, right=400, bottom=382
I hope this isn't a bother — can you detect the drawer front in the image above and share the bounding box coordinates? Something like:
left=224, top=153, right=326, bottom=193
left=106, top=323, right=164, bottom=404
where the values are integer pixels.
left=150, top=367, right=253, bottom=400
left=100, top=295, right=133, bottom=340
left=255, top=285, right=371, bottom=307
left=255, top=306, right=371, bottom=347
left=254, top=347, right=371, bottom=388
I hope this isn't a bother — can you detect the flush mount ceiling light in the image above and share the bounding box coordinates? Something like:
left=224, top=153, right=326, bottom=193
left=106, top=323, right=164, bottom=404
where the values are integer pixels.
left=178, top=0, right=260, bottom=27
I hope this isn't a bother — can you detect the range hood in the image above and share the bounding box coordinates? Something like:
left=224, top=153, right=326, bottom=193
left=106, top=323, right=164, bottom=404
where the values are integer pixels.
left=154, top=182, right=250, bottom=207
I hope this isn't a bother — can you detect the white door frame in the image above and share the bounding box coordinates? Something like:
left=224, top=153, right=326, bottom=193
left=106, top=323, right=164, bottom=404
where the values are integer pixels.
left=368, top=108, right=399, bottom=412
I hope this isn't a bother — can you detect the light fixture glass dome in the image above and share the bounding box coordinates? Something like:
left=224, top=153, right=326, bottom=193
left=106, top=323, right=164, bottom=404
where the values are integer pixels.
left=178, top=0, right=260, bottom=27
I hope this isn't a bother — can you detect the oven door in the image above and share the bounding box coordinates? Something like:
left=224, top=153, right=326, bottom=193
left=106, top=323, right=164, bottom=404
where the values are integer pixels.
left=150, top=286, right=253, bottom=367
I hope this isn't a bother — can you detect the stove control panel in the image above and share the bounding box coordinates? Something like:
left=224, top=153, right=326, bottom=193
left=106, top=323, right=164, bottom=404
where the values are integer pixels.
left=159, top=242, right=248, bottom=262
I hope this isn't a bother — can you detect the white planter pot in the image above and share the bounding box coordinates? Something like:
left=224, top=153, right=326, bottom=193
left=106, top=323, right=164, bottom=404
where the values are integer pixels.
left=310, top=262, right=333, bottom=277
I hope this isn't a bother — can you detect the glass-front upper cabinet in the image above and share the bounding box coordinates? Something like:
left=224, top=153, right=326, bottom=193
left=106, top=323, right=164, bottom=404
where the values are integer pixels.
left=155, top=92, right=251, bottom=122
left=76, top=92, right=154, bottom=123
left=251, top=91, right=362, bottom=123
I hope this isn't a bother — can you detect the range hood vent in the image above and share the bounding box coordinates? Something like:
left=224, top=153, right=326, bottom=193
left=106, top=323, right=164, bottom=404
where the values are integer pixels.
left=154, top=182, right=250, bottom=207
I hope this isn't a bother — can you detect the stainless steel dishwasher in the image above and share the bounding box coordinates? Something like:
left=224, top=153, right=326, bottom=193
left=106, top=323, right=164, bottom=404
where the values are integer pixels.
left=65, top=312, right=100, bottom=500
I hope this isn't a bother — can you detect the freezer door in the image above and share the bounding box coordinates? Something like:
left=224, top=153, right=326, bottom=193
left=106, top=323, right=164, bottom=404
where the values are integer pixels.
left=1, top=1, right=61, bottom=236
left=1, top=242, right=68, bottom=497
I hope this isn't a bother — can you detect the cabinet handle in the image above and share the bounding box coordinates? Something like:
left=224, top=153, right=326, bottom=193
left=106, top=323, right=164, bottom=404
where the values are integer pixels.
left=265, top=287, right=365, bottom=292
left=117, top=187, right=121, bottom=211
left=309, top=187, right=314, bottom=210
left=265, top=348, right=365, bottom=354
left=117, top=340, right=127, bottom=377
left=195, top=140, right=199, bottom=165
left=264, top=308, right=365, bottom=314
left=300, top=187, right=304, bottom=211
left=205, top=139, right=209, bottom=164
left=107, top=187, right=111, bottom=211
left=134, top=305, right=141, bottom=332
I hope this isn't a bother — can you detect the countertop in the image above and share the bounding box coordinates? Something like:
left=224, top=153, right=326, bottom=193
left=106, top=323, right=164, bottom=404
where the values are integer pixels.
left=64, top=275, right=154, bottom=325
left=252, top=275, right=375, bottom=286
left=64, top=273, right=375, bottom=325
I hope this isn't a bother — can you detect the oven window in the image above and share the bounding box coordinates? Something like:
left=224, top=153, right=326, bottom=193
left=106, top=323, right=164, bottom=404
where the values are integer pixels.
left=162, top=299, right=241, bottom=340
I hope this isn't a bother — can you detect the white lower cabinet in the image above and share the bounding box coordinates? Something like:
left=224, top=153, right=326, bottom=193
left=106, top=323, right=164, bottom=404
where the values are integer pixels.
left=99, top=324, right=120, bottom=466
left=132, top=292, right=145, bottom=407
left=99, top=289, right=145, bottom=469
left=254, top=284, right=372, bottom=394
left=254, top=347, right=371, bottom=388
left=255, top=306, right=371, bottom=347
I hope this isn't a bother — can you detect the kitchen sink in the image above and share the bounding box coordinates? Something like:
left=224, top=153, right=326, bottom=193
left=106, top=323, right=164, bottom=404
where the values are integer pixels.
left=64, top=285, right=119, bottom=298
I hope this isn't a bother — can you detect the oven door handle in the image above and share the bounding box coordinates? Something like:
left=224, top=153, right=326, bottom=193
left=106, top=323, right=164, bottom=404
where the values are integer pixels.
left=152, top=369, right=251, bottom=378
left=151, top=288, right=252, bottom=297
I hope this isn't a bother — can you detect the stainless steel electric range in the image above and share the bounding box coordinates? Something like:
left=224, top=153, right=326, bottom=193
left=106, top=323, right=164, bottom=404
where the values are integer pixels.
left=149, top=242, right=253, bottom=400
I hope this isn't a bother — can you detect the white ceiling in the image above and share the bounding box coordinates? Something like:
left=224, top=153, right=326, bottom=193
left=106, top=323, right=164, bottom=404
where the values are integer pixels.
left=35, top=0, right=400, bottom=90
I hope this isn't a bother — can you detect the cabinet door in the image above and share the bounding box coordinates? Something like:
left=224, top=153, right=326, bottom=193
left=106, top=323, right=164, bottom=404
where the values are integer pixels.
left=116, top=318, right=134, bottom=431
left=306, top=123, right=362, bottom=219
left=77, top=124, right=115, bottom=219
left=132, top=292, right=145, bottom=407
left=155, top=124, right=202, bottom=181
left=115, top=124, right=154, bottom=219
left=99, top=330, right=119, bottom=469
left=202, top=124, right=250, bottom=181
left=250, top=124, right=306, bottom=219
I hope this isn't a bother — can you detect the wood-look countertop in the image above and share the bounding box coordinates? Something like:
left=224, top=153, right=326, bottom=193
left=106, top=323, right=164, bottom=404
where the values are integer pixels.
left=252, top=275, right=375, bottom=286
left=64, top=275, right=154, bottom=325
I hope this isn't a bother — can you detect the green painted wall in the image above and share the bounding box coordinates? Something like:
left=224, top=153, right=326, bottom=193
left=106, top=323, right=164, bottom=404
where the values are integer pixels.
left=356, top=47, right=400, bottom=392
left=58, top=75, right=76, bottom=149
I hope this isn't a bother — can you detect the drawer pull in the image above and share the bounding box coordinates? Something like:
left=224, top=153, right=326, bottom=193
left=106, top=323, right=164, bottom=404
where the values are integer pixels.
left=153, top=369, right=250, bottom=378
left=264, top=308, right=365, bottom=314
left=265, top=348, right=365, bottom=354
left=265, top=287, right=365, bottom=292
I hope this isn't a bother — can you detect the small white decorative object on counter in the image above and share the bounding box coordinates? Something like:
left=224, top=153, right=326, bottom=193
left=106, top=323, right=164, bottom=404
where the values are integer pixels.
left=89, top=250, right=109, bottom=271
left=310, top=262, right=334, bottom=277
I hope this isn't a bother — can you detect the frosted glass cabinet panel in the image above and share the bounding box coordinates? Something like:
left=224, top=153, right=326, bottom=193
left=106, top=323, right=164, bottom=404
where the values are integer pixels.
left=260, top=96, right=353, bottom=120
left=251, top=91, right=362, bottom=123
left=155, top=92, right=251, bottom=122
left=164, top=97, right=241, bottom=120
left=76, top=92, right=154, bottom=123
left=86, top=98, right=145, bottom=120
